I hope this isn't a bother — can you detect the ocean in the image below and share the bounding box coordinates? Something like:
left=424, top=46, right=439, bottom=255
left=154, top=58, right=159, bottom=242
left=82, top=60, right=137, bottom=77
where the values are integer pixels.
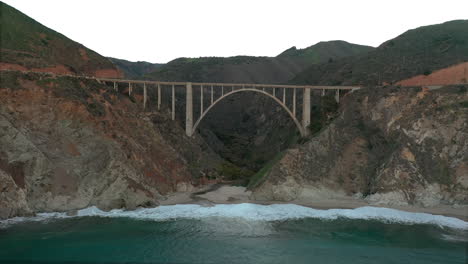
left=0, top=204, right=466, bottom=264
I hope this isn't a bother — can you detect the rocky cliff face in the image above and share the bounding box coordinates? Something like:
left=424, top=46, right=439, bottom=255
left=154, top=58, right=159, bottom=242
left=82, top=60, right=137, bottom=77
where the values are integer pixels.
left=252, top=85, right=468, bottom=207
left=0, top=71, right=223, bottom=219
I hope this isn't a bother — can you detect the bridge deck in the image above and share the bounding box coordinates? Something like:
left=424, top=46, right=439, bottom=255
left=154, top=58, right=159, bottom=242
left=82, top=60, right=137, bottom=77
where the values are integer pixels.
left=97, top=78, right=360, bottom=90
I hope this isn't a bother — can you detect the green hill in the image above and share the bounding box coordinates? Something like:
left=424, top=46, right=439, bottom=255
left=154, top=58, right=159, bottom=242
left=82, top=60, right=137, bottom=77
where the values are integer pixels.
left=108, top=57, right=164, bottom=79
left=278, top=40, right=373, bottom=64
left=292, top=20, right=468, bottom=85
left=144, top=41, right=373, bottom=83
left=0, top=2, right=121, bottom=77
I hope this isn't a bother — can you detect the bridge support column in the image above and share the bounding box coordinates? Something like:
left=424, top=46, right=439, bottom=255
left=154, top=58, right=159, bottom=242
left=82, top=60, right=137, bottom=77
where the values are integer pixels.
left=283, top=87, right=286, bottom=104
left=114, top=82, right=117, bottom=91
left=302, top=87, right=311, bottom=136
left=335, top=89, right=340, bottom=103
left=293, top=88, right=296, bottom=117
left=211, top=85, right=213, bottom=104
left=128, top=83, right=132, bottom=96
left=158, top=84, right=161, bottom=110
left=186, top=82, right=193, bottom=137
left=143, top=83, right=147, bottom=109
left=171, top=84, right=175, bottom=120
left=200, top=85, right=204, bottom=115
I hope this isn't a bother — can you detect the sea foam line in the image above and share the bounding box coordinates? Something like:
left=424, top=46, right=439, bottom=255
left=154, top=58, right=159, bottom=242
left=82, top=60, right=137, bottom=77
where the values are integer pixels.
left=1, top=203, right=467, bottom=229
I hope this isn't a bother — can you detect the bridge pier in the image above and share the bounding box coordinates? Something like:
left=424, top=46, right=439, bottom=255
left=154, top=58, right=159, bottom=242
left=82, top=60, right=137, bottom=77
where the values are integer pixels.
left=171, top=84, right=175, bottom=120
left=186, top=82, right=193, bottom=137
left=211, top=85, right=214, bottom=104
left=143, top=83, right=147, bottom=109
left=200, top=85, right=204, bottom=115
left=293, top=88, right=296, bottom=117
left=302, top=87, right=311, bottom=136
left=335, top=89, right=340, bottom=103
left=157, top=84, right=161, bottom=110
left=283, top=88, right=286, bottom=104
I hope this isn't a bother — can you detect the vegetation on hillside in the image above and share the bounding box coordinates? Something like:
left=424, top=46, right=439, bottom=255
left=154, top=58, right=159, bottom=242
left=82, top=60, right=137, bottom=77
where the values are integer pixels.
left=0, top=2, right=118, bottom=74
left=144, top=41, right=373, bottom=83
left=108, top=57, right=164, bottom=79
left=292, top=20, right=468, bottom=85
left=278, top=40, right=373, bottom=64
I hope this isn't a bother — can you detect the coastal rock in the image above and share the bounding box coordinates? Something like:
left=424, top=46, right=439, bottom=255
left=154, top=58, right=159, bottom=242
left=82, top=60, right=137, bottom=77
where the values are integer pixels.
left=0, top=71, right=224, bottom=219
left=0, top=169, right=32, bottom=219
left=252, top=85, right=468, bottom=206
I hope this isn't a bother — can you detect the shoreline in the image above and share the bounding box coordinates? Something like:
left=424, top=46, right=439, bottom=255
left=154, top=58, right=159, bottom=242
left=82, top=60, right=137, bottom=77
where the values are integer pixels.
left=160, top=184, right=468, bottom=221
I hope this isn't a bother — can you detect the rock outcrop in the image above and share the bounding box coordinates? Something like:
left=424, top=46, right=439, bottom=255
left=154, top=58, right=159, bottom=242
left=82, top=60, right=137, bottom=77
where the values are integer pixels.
left=252, top=85, right=468, bottom=207
left=0, top=71, right=223, bottom=219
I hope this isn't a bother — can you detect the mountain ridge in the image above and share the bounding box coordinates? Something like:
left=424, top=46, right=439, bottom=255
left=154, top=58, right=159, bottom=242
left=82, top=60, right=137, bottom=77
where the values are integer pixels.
left=291, top=20, right=468, bottom=85
left=142, top=41, right=374, bottom=83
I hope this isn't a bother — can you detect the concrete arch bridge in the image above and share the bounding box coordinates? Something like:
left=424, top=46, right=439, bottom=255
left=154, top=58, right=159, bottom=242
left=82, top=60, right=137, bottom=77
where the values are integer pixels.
left=97, top=78, right=360, bottom=137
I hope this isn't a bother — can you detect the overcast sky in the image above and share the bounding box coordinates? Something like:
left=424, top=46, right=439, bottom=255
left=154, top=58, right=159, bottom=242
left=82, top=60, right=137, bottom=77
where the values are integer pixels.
left=4, top=0, right=468, bottom=63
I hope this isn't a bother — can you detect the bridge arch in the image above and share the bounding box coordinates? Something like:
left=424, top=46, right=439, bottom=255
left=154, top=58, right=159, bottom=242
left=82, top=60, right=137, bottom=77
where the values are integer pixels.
left=192, top=88, right=306, bottom=137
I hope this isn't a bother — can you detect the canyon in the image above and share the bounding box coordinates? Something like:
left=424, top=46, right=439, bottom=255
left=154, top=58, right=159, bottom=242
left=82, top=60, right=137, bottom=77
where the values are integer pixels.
left=0, top=1, right=467, bottom=220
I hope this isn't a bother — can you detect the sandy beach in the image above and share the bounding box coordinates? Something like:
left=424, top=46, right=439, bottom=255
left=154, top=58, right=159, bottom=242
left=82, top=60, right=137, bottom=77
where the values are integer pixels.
left=160, top=184, right=468, bottom=221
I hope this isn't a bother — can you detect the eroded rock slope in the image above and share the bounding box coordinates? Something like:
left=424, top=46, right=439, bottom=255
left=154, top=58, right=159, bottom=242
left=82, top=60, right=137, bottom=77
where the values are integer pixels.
left=252, top=85, right=468, bottom=207
left=0, top=71, right=223, bottom=219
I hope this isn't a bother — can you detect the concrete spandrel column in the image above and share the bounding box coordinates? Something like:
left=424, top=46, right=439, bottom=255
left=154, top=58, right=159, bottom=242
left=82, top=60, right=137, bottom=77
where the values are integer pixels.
left=283, top=87, right=286, bottom=104
left=335, top=89, right=340, bottom=103
left=128, top=83, right=132, bottom=96
left=143, top=83, right=147, bottom=109
left=157, top=84, right=161, bottom=110
left=200, top=85, right=204, bottom=115
left=185, top=82, right=193, bottom=137
left=211, top=85, right=214, bottom=104
left=293, top=88, right=296, bottom=117
left=171, top=84, right=175, bottom=120
left=302, top=87, right=311, bottom=135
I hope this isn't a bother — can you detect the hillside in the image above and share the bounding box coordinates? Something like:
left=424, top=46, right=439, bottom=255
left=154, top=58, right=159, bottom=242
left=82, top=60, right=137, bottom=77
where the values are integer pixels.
left=145, top=41, right=373, bottom=83
left=252, top=85, right=468, bottom=210
left=292, top=20, right=468, bottom=85
left=0, top=71, right=226, bottom=218
left=0, top=2, right=122, bottom=77
left=278, top=40, right=373, bottom=64
left=108, top=57, right=164, bottom=79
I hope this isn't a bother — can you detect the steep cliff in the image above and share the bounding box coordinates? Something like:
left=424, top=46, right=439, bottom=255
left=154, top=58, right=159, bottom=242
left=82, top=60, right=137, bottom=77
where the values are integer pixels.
left=252, top=85, right=468, bottom=207
left=0, top=71, right=223, bottom=219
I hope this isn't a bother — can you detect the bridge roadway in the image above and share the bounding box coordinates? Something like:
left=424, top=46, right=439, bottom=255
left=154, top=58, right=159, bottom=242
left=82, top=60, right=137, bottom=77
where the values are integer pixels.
left=97, top=78, right=360, bottom=137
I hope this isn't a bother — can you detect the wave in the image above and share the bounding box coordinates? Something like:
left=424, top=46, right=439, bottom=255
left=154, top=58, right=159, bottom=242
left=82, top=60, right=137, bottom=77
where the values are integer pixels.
left=1, top=204, right=467, bottom=229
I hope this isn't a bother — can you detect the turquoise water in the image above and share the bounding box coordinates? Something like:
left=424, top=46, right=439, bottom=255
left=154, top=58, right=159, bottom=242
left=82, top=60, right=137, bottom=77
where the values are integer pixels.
left=0, top=204, right=466, bottom=264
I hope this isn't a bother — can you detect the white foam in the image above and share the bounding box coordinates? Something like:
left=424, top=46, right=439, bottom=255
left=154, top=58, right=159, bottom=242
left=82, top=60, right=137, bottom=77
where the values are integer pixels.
left=1, top=204, right=467, bottom=230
